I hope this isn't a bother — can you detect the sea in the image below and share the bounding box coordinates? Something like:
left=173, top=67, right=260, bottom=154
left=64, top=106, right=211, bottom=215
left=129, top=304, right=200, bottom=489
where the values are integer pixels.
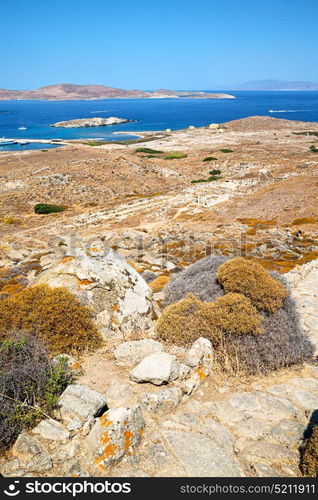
left=0, top=90, right=318, bottom=151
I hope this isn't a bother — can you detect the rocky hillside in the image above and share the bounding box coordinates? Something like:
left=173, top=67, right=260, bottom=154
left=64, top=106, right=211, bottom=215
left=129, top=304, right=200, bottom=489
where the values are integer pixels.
left=0, top=84, right=235, bottom=100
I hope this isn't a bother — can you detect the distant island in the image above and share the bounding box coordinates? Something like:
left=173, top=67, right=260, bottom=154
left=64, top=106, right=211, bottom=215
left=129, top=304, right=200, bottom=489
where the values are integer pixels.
left=217, top=79, right=318, bottom=91
left=0, top=84, right=235, bottom=101
left=51, top=117, right=130, bottom=128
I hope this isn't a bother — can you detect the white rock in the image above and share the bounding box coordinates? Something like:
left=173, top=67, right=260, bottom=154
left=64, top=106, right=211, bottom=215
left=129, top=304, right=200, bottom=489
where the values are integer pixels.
left=58, top=384, right=107, bottom=420
left=140, top=387, right=183, bottom=413
left=130, top=352, right=180, bottom=385
left=114, top=339, right=163, bottom=367
left=106, top=383, right=133, bottom=407
left=86, top=405, right=144, bottom=469
left=34, top=238, right=158, bottom=340
left=33, top=418, right=70, bottom=441
left=185, top=337, right=213, bottom=368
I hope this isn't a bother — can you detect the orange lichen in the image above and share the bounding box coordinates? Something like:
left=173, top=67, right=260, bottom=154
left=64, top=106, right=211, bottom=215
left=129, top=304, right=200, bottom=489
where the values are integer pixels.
left=149, top=275, right=170, bottom=293
left=75, top=277, right=93, bottom=286
left=112, top=303, right=119, bottom=312
left=60, top=256, right=74, bottom=263
left=70, top=361, right=82, bottom=371
left=292, top=217, right=317, bottom=225
left=195, top=364, right=207, bottom=381
left=124, top=430, right=133, bottom=451
left=237, top=218, right=277, bottom=229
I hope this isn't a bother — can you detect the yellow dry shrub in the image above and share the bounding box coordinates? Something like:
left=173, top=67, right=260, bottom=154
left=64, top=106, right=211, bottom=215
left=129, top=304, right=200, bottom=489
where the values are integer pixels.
left=216, top=257, right=287, bottom=313
left=301, top=424, right=318, bottom=477
left=0, top=284, right=101, bottom=355
left=157, top=292, right=263, bottom=346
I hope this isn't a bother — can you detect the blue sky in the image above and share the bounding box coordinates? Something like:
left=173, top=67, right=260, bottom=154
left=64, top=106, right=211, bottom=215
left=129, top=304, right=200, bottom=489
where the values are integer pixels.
left=1, top=0, right=318, bottom=90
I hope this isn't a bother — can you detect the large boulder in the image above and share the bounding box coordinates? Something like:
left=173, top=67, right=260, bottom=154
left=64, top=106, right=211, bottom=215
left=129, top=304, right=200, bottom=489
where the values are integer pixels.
left=86, top=405, right=144, bottom=469
left=34, top=238, right=158, bottom=340
left=130, top=352, right=180, bottom=385
left=114, top=339, right=163, bottom=367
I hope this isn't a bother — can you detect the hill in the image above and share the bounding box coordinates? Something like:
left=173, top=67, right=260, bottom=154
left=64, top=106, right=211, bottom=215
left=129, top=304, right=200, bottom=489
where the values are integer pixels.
left=0, top=84, right=235, bottom=100
left=217, top=79, right=318, bottom=90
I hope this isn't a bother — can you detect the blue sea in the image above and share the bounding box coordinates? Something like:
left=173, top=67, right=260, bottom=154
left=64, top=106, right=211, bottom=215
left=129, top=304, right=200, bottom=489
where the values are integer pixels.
left=0, top=91, right=317, bottom=151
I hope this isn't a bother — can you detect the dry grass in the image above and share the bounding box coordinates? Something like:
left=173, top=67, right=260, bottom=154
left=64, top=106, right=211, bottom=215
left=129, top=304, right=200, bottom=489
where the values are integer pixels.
left=216, top=257, right=287, bottom=312
left=301, top=424, right=318, bottom=477
left=157, top=292, right=263, bottom=346
left=0, top=284, right=102, bottom=355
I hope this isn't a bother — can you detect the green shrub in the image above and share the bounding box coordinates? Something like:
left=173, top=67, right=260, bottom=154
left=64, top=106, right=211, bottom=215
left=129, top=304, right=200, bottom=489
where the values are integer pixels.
left=301, top=424, right=318, bottom=477
left=145, top=154, right=160, bottom=158
left=216, top=257, right=287, bottom=313
left=209, top=169, right=221, bottom=176
left=34, top=203, right=66, bottom=214
left=220, top=148, right=233, bottom=153
left=135, top=147, right=163, bottom=154
left=191, top=173, right=221, bottom=183
left=0, top=334, right=74, bottom=451
left=82, top=141, right=109, bottom=146
left=0, top=284, right=102, bottom=354
left=164, top=152, right=187, bottom=159
left=309, top=145, right=318, bottom=153
left=203, top=157, right=218, bottom=162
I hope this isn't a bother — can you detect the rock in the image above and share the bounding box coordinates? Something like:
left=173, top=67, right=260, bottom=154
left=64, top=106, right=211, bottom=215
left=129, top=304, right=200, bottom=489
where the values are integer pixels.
left=184, top=337, right=213, bottom=369
left=141, top=271, right=157, bottom=284
left=12, top=433, right=43, bottom=462
left=206, top=400, right=246, bottom=426
left=114, top=339, right=163, bottom=367
left=286, top=390, right=318, bottom=411
left=270, top=420, right=306, bottom=446
left=34, top=238, right=158, bottom=340
left=164, top=431, right=245, bottom=477
left=58, top=384, right=107, bottom=420
left=228, top=392, right=262, bottom=413
left=11, top=433, right=52, bottom=472
left=209, top=123, right=220, bottom=130
left=178, top=363, right=191, bottom=379
left=242, top=441, right=299, bottom=473
left=33, top=418, right=70, bottom=441
left=140, top=387, right=183, bottom=413
left=67, top=417, right=84, bottom=432
left=52, top=440, right=80, bottom=462
left=86, top=405, right=144, bottom=469
left=106, top=383, right=133, bottom=407
left=52, top=353, right=76, bottom=367
left=182, top=337, right=213, bottom=394
left=256, top=392, right=302, bottom=421
left=52, top=354, right=82, bottom=374
left=51, top=117, right=130, bottom=128
left=130, top=352, right=180, bottom=385
left=234, top=417, right=271, bottom=440
left=252, top=463, right=285, bottom=477
left=201, top=419, right=235, bottom=452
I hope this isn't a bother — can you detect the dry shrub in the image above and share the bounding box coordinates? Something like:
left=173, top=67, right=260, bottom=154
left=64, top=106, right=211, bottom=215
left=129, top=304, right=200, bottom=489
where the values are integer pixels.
left=160, top=256, right=314, bottom=374
left=0, top=333, right=73, bottom=451
left=301, top=424, right=318, bottom=477
left=163, top=255, right=227, bottom=307
left=157, top=292, right=262, bottom=346
left=216, top=257, right=287, bottom=312
left=0, top=284, right=101, bottom=355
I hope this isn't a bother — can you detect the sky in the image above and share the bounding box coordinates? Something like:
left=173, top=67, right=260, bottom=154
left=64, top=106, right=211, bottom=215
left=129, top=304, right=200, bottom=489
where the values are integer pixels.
left=1, top=0, right=318, bottom=90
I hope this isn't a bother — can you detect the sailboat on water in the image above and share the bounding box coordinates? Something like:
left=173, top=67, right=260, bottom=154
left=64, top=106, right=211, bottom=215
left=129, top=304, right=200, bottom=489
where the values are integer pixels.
left=18, top=118, right=27, bottom=130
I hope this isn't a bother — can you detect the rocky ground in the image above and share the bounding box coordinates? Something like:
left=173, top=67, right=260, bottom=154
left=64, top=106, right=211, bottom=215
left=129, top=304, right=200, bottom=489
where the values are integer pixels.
left=0, top=115, right=318, bottom=477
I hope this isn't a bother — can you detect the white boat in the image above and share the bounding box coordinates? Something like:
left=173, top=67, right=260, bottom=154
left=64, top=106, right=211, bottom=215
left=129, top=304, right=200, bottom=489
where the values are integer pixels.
left=18, top=118, right=27, bottom=130
left=19, top=140, right=30, bottom=145
left=0, top=138, right=16, bottom=145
